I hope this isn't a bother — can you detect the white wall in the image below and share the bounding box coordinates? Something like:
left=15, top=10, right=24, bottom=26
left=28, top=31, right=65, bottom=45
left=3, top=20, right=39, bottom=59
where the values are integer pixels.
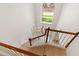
left=57, top=3, right=79, bottom=55
left=57, top=3, right=79, bottom=32
left=0, top=3, right=35, bottom=47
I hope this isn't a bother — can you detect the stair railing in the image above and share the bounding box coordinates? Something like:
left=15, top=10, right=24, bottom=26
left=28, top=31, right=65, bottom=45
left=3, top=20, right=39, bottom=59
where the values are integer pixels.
left=47, top=27, right=78, bottom=48
left=29, top=27, right=78, bottom=48
left=29, top=28, right=47, bottom=46
left=0, top=42, right=40, bottom=56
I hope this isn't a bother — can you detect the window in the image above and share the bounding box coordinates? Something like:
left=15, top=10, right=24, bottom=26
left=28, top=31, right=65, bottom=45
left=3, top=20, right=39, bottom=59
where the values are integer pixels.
left=41, top=3, right=55, bottom=24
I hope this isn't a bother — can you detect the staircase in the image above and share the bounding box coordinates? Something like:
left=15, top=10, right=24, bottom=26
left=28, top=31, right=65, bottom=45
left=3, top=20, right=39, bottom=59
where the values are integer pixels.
left=0, top=27, right=78, bottom=56
left=21, top=27, right=78, bottom=56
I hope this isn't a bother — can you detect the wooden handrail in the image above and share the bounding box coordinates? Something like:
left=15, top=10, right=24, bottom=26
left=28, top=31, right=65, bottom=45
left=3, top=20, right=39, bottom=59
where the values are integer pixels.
left=65, top=32, right=79, bottom=48
left=31, top=34, right=46, bottom=40
left=29, top=34, right=46, bottom=46
left=48, top=29, right=76, bottom=35
left=47, top=28, right=78, bottom=48
left=29, top=29, right=47, bottom=46
left=29, top=27, right=78, bottom=48
left=0, top=42, right=40, bottom=56
left=47, top=28, right=79, bottom=48
left=31, top=29, right=47, bottom=40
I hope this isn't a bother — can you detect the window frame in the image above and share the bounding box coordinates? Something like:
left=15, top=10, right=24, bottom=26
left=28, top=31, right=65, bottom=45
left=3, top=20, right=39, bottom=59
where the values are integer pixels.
left=40, top=3, right=55, bottom=25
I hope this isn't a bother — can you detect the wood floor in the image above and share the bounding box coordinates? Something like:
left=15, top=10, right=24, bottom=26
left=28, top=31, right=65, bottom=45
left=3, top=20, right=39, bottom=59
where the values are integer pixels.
left=20, top=41, right=66, bottom=56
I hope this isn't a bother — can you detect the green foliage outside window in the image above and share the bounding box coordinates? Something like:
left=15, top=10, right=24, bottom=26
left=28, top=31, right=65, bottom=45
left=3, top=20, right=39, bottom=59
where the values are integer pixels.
left=42, top=15, right=54, bottom=23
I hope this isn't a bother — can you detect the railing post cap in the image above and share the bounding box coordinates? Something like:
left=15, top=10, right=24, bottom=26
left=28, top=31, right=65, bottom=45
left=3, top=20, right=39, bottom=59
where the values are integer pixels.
left=29, top=38, right=31, bottom=40
left=47, top=27, right=50, bottom=30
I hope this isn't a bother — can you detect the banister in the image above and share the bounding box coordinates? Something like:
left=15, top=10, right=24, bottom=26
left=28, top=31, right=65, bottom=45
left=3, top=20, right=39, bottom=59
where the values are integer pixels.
left=48, top=28, right=78, bottom=48
left=29, top=34, right=46, bottom=46
left=65, top=32, right=79, bottom=48
left=31, top=34, right=46, bottom=40
left=48, top=29, right=76, bottom=35
left=29, top=27, right=78, bottom=48
left=29, top=29, right=47, bottom=46
left=30, top=28, right=47, bottom=40
left=0, top=42, right=40, bottom=56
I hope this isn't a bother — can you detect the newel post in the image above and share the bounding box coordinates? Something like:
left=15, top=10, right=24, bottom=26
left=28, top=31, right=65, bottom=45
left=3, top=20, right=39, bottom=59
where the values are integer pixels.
left=45, top=27, right=50, bottom=43
left=29, top=38, right=32, bottom=46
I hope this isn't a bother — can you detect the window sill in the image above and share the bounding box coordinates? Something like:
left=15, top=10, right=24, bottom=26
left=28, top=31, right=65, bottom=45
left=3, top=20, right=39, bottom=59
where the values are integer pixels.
left=40, top=21, right=52, bottom=25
